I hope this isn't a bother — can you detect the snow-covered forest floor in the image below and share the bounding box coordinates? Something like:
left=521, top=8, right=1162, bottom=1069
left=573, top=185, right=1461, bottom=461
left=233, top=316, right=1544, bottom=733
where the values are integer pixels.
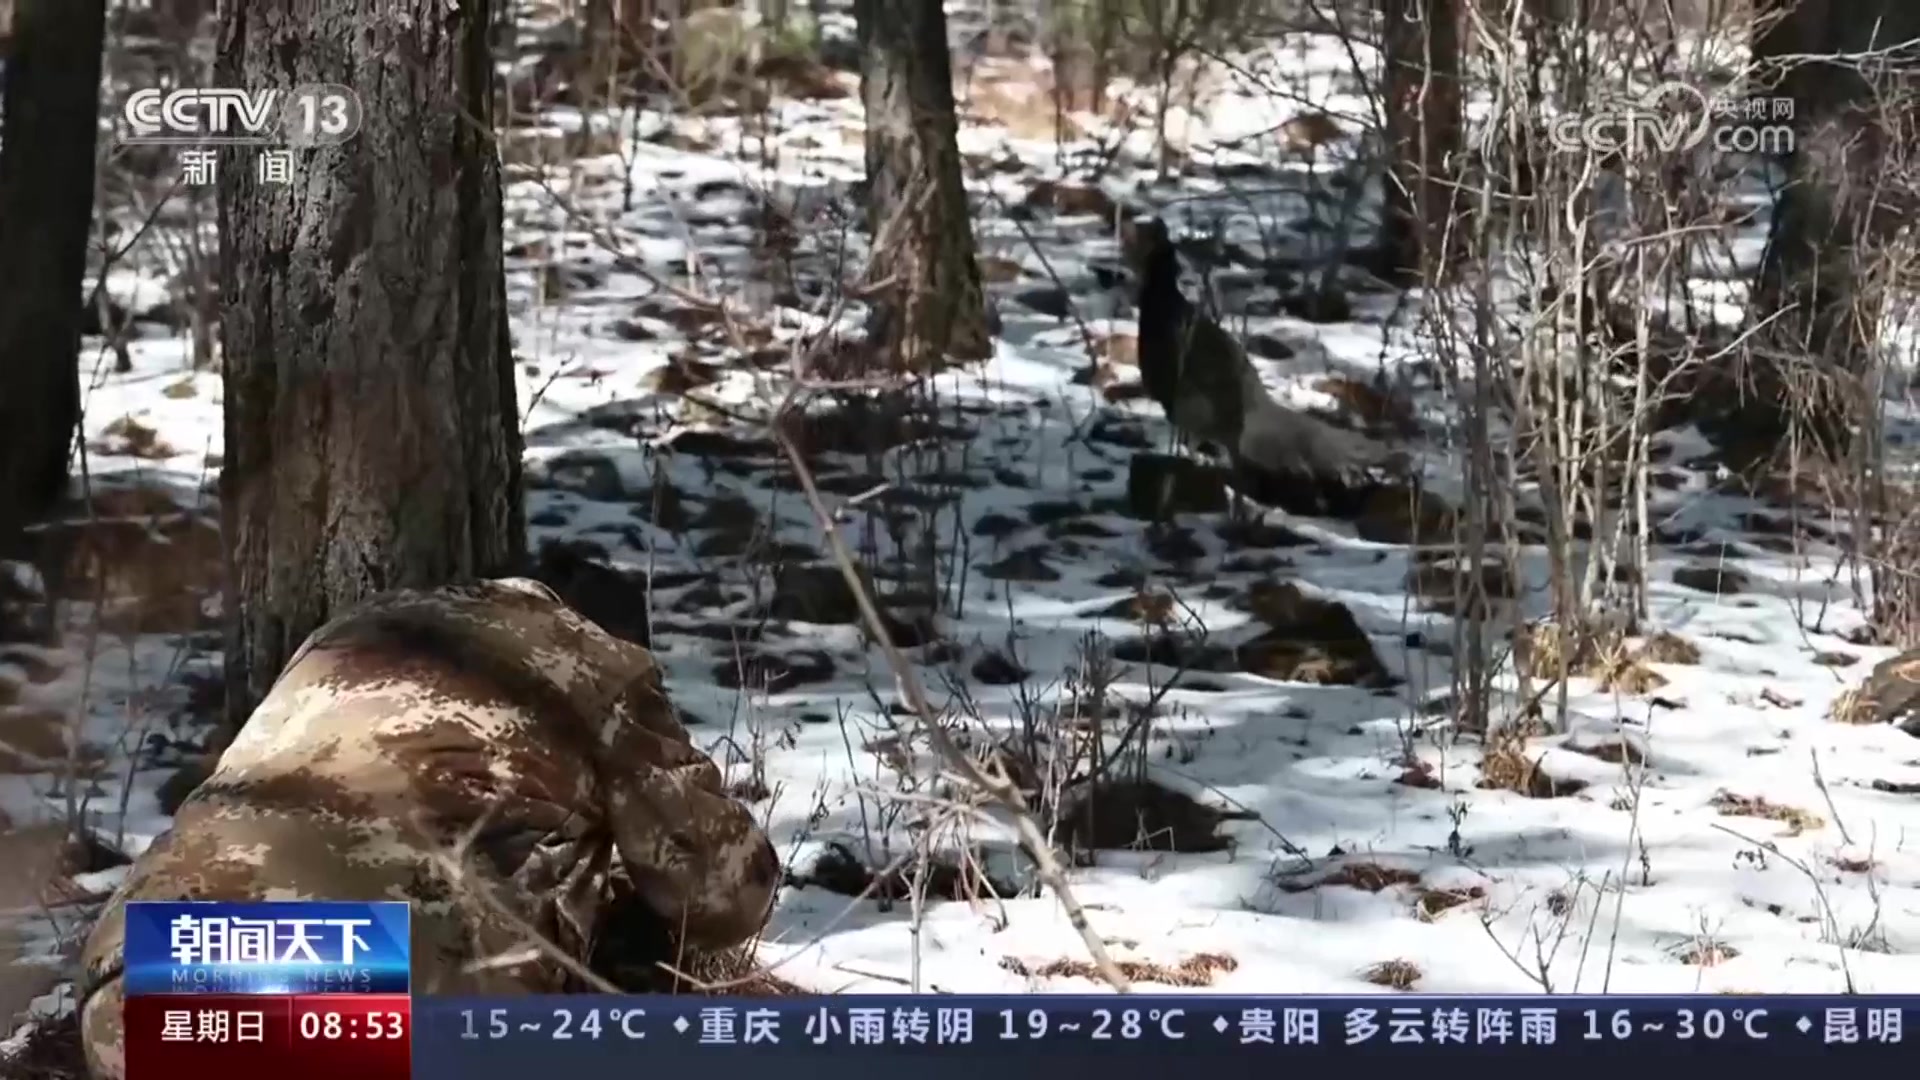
left=5, top=2, right=1920, bottom=1052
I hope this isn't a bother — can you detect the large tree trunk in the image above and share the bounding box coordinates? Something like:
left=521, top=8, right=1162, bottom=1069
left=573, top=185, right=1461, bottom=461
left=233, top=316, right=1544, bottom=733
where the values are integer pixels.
left=1378, top=0, right=1461, bottom=282
left=1744, top=0, right=1920, bottom=461
left=855, top=0, right=991, bottom=368
left=158, top=0, right=207, bottom=41
left=0, top=0, right=104, bottom=555
left=216, top=1, right=526, bottom=736
left=1744, top=0, right=1920, bottom=642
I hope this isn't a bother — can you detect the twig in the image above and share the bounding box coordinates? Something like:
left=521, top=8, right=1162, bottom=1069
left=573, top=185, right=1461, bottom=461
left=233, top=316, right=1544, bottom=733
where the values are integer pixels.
left=422, top=803, right=624, bottom=994
left=767, top=395, right=1132, bottom=993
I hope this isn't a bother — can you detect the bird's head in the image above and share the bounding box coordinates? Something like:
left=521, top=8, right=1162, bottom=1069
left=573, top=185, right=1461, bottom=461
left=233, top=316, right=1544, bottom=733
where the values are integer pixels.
left=1119, top=213, right=1173, bottom=275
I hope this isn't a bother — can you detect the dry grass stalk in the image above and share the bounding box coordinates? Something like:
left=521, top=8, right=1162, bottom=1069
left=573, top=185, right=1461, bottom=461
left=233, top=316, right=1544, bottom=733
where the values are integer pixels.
left=768, top=392, right=1133, bottom=992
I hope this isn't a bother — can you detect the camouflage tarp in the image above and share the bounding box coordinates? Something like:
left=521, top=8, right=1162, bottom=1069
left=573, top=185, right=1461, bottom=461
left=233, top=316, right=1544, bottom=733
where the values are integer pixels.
left=76, top=578, right=778, bottom=1079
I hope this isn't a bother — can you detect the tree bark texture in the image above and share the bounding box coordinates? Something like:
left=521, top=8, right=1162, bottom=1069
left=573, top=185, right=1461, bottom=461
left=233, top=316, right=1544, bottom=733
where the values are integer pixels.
left=0, top=0, right=104, bottom=555
left=216, top=0, right=525, bottom=735
left=1746, top=0, right=1920, bottom=460
left=1379, top=0, right=1461, bottom=280
left=855, top=0, right=992, bottom=368
left=1745, top=0, right=1920, bottom=642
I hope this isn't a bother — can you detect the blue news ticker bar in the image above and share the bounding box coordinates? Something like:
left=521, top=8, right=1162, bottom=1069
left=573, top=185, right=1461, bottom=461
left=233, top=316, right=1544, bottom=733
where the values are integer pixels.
left=411, top=995, right=1917, bottom=1079
left=124, top=900, right=411, bottom=996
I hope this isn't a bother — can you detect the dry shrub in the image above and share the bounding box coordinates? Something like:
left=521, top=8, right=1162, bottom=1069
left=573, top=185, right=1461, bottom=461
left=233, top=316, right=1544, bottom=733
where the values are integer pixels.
left=1126, top=588, right=1176, bottom=626
left=667, top=944, right=805, bottom=996
left=1275, top=862, right=1421, bottom=894
left=1639, top=631, right=1702, bottom=665
left=1395, top=760, right=1442, bottom=788
left=1512, top=620, right=1604, bottom=679
left=1000, top=952, right=1238, bottom=987
left=1479, top=737, right=1534, bottom=791
left=90, top=415, right=176, bottom=460
left=1677, top=941, right=1739, bottom=967
left=1709, top=791, right=1824, bottom=835
left=598, top=937, right=803, bottom=996
left=1598, top=656, right=1668, bottom=695
left=1479, top=732, right=1587, bottom=798
left=1414, top=885, right=1486, bottom=921
left=1361, top=958, right=1421, bottom=990
left=1517, top=622, right=1670, bottom=695
left=1827, top=688, right=1873, bottom=725
left=1509, top=621, right=1563, bottom=670
left=1278, top=112, right=1344, bottom=153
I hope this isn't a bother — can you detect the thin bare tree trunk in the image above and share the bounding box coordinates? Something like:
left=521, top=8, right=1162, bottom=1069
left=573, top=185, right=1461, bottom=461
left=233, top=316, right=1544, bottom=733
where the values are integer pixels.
left=855, top=0, right=991, bottom=367
left=216, top=0, right=525, bottom=736
left=585, top=0, right=618, bottom=102
left=1379, top=0, right=1462, bottom=281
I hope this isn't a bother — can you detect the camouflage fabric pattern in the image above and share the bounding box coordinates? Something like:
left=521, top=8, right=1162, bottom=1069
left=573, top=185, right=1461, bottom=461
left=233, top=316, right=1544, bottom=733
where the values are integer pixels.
left=77, top=578, right=779, bottom=1080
